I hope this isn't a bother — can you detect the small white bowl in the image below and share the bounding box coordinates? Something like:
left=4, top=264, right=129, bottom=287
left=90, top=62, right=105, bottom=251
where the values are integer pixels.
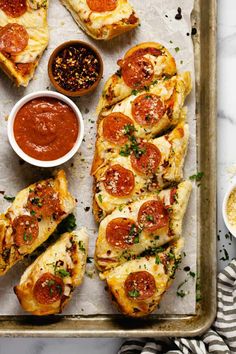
left=222, top=180, right=236, bottom=238
left=8, top=91, right=84, bottom=168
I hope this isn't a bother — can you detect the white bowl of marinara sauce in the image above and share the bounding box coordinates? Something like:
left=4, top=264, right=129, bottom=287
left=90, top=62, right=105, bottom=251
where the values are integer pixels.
left=222, top=180, right=236, bottom=238
left=8, top=91, right=84, bottom=168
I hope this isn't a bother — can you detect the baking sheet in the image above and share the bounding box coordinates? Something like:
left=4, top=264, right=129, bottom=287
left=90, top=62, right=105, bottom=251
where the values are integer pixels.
left=0, top=0, right=196, bottom=316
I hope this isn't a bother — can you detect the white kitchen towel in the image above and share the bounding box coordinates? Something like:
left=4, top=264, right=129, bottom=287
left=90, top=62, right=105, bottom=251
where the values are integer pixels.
left=118, top=260, right=236, bottom=354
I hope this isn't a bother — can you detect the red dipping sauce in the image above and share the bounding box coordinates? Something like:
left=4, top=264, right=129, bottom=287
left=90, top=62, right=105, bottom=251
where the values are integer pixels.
left=13, top=97, right=79, bottom=161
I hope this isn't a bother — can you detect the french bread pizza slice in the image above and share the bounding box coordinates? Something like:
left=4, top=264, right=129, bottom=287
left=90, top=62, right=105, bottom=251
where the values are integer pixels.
left=97, top=42, right=177, bottom=113
left=14, top=228, right=88, bottom=316
left=92, top=72, right=191, bottom=174
left=100, top=237, right=183, bottom=317
left=95, top=180, right=192, bottom=271
left=60, top=0, right=139, bottom=40
left=0, top=170, right=76, bottom=276
left=93, top=123, right=189, bottom=220
left=0, top=0, right=49, bottom=86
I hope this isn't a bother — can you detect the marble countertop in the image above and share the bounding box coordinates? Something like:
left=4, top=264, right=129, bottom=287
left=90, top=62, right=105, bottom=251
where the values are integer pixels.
left=0, top=0, right=235, bottom=352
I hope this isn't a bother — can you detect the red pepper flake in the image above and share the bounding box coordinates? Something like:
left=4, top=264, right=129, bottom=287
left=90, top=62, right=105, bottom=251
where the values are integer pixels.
left=52, top=45, right=100, bottom=92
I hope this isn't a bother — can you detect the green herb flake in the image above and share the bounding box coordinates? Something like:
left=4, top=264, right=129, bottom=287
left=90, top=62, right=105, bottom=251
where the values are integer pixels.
left=189, top=271, right=196, bottom=278
left=189, top=172, right=204, bottom=182
left=98, top=194, right=103, bottom=204
left=79, top=240, right=86, bottom=253
left=57, top=268, right=70, bottom=278
left=175, top=47, right=180, bottom=53
left=4, top=195, right=15, bottom=202
left=168, top=252, right=175, bottom=260
left=131, top=89, right=139, bottom=96
left=134, top=235, right=140, bottom=244
left=146, top=214, right=154, bottom=222
left=128, top=289, right=140, bottom=298
left=23, top=233, right=32, bottom=242
left=155, top=255, right=161, bottom=264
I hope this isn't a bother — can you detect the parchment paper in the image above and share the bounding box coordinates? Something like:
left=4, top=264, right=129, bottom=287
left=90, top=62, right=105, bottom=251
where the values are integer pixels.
left=0, top=0, right=196, bottom=315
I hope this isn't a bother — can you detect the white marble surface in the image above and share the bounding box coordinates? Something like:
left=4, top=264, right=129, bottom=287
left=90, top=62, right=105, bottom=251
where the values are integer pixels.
left=0, top=0, right=235, bottom=352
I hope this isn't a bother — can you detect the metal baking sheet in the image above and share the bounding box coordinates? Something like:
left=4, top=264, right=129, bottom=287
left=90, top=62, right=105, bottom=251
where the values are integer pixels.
left=0, top=0, right=216, bottom=337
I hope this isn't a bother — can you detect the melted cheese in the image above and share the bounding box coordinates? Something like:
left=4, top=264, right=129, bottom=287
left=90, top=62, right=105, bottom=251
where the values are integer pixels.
left=65, top=0, right=134, bottom=28
left=15, top=229, right=88, bottom=315
left=94, top=123, right=189, bottom=215
left=95, top=180, right=192, bottom=271
left=0, top=4, right=49, bottom=63
left=0, top=170, right=76, bottom=275
left=100, top=256, right=170, bottom=317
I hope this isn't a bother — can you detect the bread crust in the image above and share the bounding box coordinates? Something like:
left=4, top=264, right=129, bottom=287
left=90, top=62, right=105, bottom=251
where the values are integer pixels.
left=0, top=170, right=76, bottom=276
left=0, top=53, right=40, bottom=87
left=14, top=229, right=88, bottom=316
left=60, top=0, right=139, bottom=40
left=97, top=42, right=177, bottom=114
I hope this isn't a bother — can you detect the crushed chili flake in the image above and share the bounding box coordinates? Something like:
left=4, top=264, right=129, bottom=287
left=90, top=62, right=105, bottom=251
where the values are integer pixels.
left=52, top=45, right=100, bottom=92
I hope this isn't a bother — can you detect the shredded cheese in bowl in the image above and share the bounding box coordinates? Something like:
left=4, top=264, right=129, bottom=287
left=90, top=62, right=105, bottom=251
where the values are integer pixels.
left=226, top=188, right=236, bottom=229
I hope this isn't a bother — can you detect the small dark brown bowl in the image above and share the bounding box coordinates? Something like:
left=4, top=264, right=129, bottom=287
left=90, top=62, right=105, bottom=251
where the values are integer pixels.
left=48, top=40, right=103, bottom=97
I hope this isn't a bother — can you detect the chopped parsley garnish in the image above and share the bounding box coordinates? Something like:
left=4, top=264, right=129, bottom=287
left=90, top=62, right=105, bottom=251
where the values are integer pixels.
left=120, top=125, right=145, bottom=158
left=56, top=268, right=70, bottom=278
left=128, top=289, right=140, bottom=298
left=47, top=279, right=55, bottom=287
left=23, top=233, right=32, bottom=242
left=129, top=224, right=141, bottom=244
left=155, top=255, right=161, bottom=264
left=123, top=124, right=136, bottom=135
left=4, top=195, right=15, bottom=202
left=189, top=172, right=204, bottom=182
left=79, top=240, right=86, bottom=253
left=146, top=214, right=154, bottom=222
left=131, top=89, right=139, bottom=96
left=98, top=194, right=103, bottom=203
left=168, top=252, right=175, bottom=260
left=120, top=136, right=146, bottom=158
left=189, top=271, right=196, bottom=278
left=30, top=210, right=36, bottom=216
left=175, top=47, right=180, bottom=52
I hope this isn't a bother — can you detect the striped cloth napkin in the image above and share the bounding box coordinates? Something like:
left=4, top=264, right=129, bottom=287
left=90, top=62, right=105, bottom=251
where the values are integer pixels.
left=118, top=260, right=236, bottom=354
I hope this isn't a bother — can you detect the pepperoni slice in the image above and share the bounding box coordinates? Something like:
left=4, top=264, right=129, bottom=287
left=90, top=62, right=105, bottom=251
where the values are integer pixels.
left=103, top=113, right=134, bottom=146
left=86, top=0, right=117, bottom=12
left=132, top=93, right=166, bottom=126
left=103, top=164, right=135, bottom=197
left=128, top=47, right=162, bottom=59
left=121, top=56, right=154, bottom=89
left=138, top=200, right=169, bottom=232
left=125, top=271, right=156, bottom=300
left=33, top=273, right=64, bottom=305
left=12, top=215, right=39, bottom=247
left=26, top=183, right=63, bottom=220
left=106, top=218, right=139, bottom=249
left=0, top=23, right=28, bottom=55
left=0, top=0, right=27, bottom=18
left=130, top=142, right=161, bottom=175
